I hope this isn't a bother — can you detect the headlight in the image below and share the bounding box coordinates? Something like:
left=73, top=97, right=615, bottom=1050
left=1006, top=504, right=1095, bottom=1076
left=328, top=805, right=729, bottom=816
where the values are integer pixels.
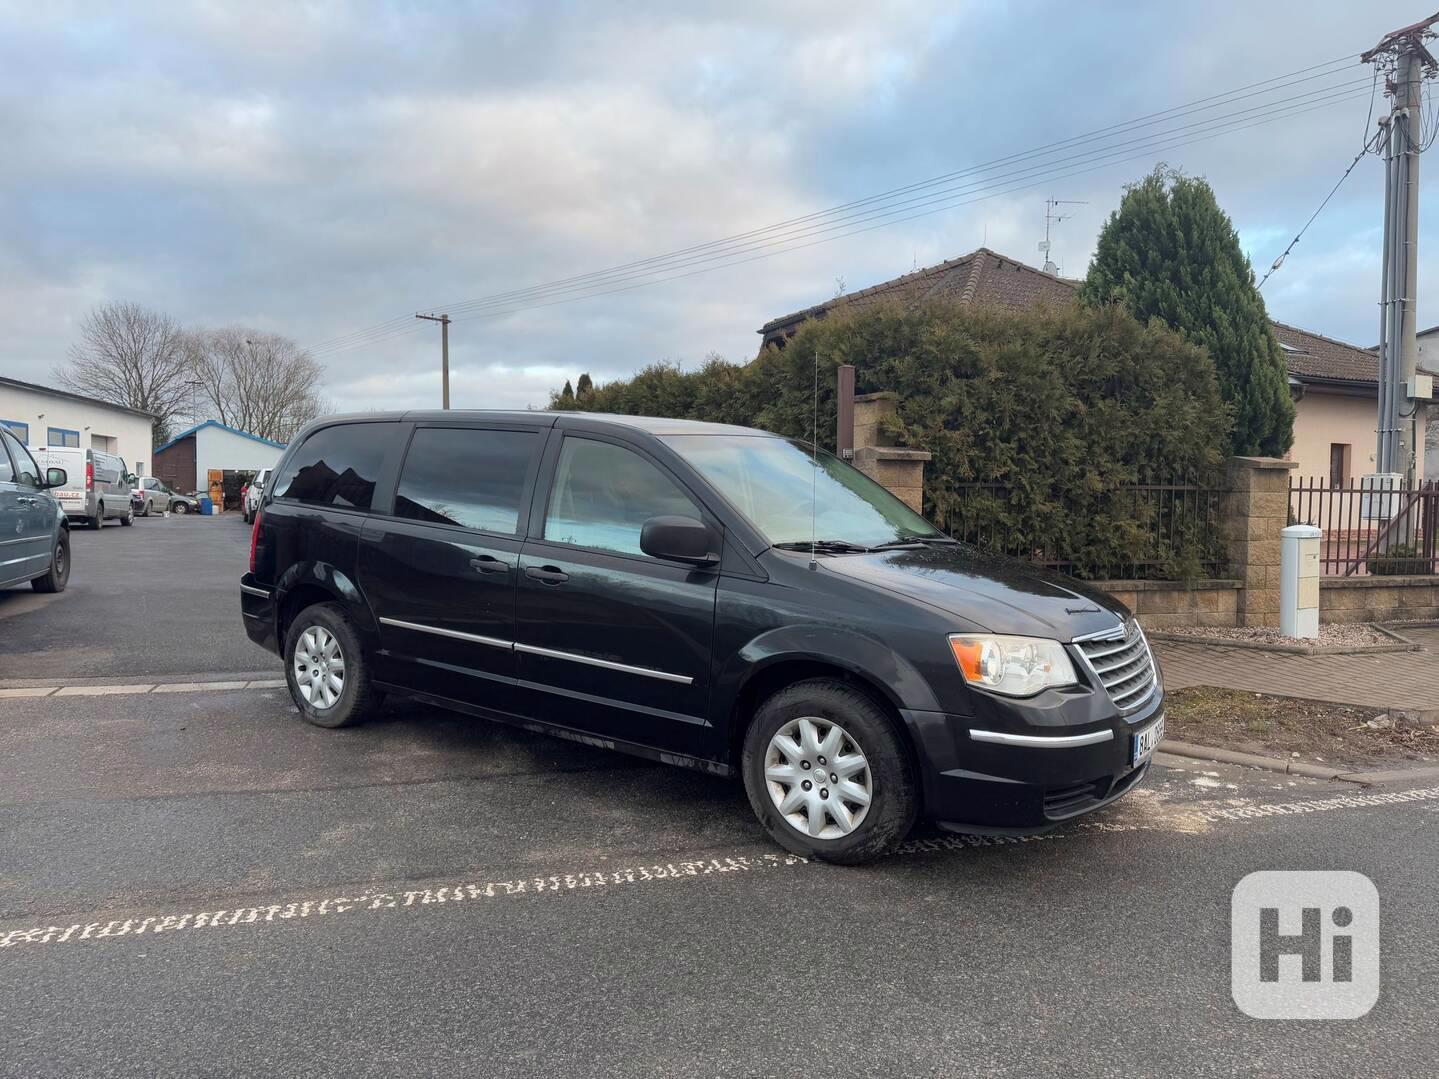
left=948, top=634, right=1078, bottom=697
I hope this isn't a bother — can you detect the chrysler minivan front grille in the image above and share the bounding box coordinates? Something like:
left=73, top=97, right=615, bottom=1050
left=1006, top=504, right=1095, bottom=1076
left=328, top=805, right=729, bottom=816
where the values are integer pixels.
left=1074, top=620, right=1157, bottom=713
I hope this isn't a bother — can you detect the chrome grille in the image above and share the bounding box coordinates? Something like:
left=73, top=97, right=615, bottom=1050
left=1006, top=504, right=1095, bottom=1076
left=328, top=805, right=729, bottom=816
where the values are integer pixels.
left=1074, top=620, right=1157, bottom=713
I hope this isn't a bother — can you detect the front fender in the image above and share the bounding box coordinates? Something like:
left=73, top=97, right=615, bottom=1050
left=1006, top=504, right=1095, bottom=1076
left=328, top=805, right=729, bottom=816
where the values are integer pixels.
left=720, top=623, right=944, bottom=715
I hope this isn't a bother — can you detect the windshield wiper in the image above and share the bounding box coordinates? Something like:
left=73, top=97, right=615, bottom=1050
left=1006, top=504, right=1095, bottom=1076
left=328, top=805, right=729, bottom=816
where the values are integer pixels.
left=870, top=536, right=959, bottom=550
left=772, top=539, right=873, bottom=554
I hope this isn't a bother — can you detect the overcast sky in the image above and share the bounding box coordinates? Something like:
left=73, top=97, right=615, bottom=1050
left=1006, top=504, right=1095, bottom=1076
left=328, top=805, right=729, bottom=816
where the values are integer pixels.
left=2, top=1, right=1432, bottom=414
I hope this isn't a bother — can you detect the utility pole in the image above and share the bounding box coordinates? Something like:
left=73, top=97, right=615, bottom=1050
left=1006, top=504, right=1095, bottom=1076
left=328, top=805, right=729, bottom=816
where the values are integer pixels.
left=415, top=312, right=451, bottom=409
left=1038, top=197, right=1086, bottom=275
left=1364, top=13, right=1438, bottom=484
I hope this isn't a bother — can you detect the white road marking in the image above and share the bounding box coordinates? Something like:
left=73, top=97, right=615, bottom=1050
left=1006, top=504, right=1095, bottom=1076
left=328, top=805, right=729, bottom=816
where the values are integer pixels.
left=152, top=681, right=249, bottom=693
left=3, top=784, right=1437, bottom=955
left=53, top=684, right=157, bottom=697
left=0, top=679, right=284, bottom=699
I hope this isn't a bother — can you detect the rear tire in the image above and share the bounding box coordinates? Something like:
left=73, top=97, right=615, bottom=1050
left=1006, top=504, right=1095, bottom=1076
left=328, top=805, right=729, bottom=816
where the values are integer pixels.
left=31, top=532, right=70, bottom=594
left=140, top=499, right=151, bottom=518
left=90, top=503, right=104, bottom=530
left=283, top=602, right=381, bottom=729
left=742, top=679, right=918, bottom=865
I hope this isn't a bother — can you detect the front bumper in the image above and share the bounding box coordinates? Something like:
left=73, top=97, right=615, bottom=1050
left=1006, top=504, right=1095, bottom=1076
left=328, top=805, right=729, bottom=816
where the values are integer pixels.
left=239, top=573, right=280, bottom=655
left=901, top=688, right=1164, bottom=834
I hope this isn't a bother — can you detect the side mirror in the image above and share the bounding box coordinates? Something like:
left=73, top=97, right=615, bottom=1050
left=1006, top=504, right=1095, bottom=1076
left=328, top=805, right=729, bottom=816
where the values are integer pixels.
left=640, top=515, right=718, bottom=565
left=44, top=467, right=68, bottom=488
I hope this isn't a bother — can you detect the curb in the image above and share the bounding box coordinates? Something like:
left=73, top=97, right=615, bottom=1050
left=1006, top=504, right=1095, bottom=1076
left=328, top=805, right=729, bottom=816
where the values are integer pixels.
left=1160, top=738, right=1439, bottom=785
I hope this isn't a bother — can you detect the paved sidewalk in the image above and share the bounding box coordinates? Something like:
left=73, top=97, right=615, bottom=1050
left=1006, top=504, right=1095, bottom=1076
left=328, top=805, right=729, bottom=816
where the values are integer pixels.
left=1154, top=626, right=1439, bottom=711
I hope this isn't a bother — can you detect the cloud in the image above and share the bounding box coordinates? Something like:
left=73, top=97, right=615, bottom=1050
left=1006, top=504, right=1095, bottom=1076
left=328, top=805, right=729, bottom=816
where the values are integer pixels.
left=0, top=0, right=1424, bottom=415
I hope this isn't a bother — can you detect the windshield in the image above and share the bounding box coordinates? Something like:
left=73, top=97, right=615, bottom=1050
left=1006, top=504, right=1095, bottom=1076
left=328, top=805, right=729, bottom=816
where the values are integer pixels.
left=663, top=434, right=943, bottom=548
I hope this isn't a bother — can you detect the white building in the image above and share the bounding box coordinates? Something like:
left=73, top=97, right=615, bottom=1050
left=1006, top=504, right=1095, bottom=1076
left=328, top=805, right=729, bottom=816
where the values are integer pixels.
left=0, top=375, right=156, bottom=475
left=152, top=420, right=285, bottom=509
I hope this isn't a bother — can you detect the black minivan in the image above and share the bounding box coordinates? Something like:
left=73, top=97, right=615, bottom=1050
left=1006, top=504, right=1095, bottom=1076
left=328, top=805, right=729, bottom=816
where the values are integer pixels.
left=241, top=412, right=1163, bottom=863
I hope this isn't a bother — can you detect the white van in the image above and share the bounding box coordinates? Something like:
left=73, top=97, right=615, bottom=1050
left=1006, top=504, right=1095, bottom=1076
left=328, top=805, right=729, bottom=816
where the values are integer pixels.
left=29, top=446, right=135, bottom=529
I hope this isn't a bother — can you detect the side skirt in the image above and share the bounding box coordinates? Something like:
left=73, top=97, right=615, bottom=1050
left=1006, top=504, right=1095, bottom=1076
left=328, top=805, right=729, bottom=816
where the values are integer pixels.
left=374, top=682, right=733, bottom=778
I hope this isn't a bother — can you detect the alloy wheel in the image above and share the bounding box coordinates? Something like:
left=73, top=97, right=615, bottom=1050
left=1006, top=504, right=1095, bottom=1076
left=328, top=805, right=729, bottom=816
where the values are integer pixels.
left=764, top=716, right=873, bottom=839
left=293, top=625, right=345, bottom=710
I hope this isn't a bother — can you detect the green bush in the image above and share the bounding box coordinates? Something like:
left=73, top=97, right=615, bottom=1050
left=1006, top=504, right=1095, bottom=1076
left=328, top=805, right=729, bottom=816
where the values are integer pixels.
left=1366, top=544, right=1435, bottom=576
left=553, top=301, right=1232, bottom=579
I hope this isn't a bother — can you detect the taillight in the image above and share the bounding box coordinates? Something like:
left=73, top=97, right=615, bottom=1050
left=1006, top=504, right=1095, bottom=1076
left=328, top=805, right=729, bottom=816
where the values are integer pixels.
left=85, top=461, right=94, bottom=489
left=249, top=508, right=263, bottom=574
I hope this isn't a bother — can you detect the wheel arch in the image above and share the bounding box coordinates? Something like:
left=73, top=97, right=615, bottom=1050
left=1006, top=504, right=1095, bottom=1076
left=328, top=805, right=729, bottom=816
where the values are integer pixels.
left=274, top=562, right=378, bottom=649
left=723, top=651, right=927, bottom=773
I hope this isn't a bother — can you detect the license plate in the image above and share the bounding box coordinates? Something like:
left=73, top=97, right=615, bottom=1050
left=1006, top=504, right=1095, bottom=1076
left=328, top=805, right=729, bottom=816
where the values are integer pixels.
left=1131, top=714, right=1165, bottom=766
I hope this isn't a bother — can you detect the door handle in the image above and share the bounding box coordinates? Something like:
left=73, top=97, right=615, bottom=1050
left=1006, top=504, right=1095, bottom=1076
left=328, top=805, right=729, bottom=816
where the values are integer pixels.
left=524, top=565, right=570, bottom=585
left=469, top=556, right=511, bottom=575
left=16, top=497, right=36, bottom=505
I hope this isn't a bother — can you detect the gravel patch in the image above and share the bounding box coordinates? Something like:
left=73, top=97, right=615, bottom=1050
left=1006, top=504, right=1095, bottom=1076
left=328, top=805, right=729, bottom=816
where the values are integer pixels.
left=1159, top=623, right=1393, bottom=648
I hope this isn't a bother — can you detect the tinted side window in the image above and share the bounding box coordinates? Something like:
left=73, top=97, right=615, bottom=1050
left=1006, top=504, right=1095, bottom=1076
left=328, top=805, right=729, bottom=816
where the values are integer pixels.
left=543, top=438, right=699, bottom=556
left=272, top=424, right=385, bottom=511
left=395, top=427, right=537, bottom=534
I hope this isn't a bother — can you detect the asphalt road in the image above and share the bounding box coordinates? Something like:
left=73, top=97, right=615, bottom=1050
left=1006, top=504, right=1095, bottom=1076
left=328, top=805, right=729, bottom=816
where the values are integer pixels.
left=0, top=512, right=272, bottom=681
left=2, top=520, right=1436, bottom=1076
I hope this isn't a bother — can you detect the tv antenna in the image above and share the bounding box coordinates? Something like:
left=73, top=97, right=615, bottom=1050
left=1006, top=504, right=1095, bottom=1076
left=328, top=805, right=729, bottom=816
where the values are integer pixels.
left=1038, top=197, right=1086, bottom=274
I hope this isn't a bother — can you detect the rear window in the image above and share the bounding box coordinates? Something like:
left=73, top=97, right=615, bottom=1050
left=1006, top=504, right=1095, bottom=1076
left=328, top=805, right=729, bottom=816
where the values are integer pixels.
left=272, top=423, right=386, bottom=512
left=395, top=427, right=537, bottom=534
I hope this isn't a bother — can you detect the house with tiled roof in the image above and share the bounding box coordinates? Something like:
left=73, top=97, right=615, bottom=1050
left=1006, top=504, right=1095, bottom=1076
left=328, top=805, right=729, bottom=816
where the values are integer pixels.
left=758, top=247, right=1434, bottom=483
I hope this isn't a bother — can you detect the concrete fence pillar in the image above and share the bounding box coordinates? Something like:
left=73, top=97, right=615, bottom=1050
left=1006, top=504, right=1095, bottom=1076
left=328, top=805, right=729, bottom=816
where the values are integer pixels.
left=1221, top=455, right=1298, bottom=628
left=850, top=392, right=931, bottom=514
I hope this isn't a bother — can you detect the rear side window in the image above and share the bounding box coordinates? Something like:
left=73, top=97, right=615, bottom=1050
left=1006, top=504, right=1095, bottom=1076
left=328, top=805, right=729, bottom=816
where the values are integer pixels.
left=0, top=434, right=14, bottom=483
left=543, top=437, right=699, bottom=556
left=395, top=427, right=537, bottom=534
left=272, top=423, right=385, bottom=511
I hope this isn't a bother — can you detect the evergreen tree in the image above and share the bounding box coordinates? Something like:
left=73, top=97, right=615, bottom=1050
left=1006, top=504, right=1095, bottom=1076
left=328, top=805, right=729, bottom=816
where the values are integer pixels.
left=1080, top=167, right=1293, bottom=457
left=575, top=372, right=594, bottom=399
left=557, top=379, right=575, bottom=408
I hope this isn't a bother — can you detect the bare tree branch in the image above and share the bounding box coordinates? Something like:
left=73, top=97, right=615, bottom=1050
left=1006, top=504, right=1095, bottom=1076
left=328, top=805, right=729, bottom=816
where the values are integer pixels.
left=56, top=302, right=192, bottom=443
left=186, top=328, right=327, bottom=442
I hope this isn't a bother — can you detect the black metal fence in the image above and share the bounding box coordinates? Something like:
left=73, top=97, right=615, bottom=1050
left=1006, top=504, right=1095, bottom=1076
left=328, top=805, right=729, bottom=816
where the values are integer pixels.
left=943, top=478, right=1229, bottom=581
left=1289, top=476, right=1439, bottom=576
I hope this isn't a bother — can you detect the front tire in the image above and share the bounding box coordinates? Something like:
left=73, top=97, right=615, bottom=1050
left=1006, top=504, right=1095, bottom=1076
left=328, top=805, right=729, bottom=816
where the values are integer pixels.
left=283, top=602, right=380, bottom=729
left=742, top=680, right=918, bottom=865
left=31, top=532, right=70, bottom=593
left=120, top=506, right=134, bottom=526
left=171, top=500, right=188, bottom=515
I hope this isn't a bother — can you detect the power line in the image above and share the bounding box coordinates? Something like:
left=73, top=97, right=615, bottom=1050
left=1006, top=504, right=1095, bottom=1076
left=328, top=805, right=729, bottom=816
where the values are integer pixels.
left=307, top=59, right=1368, bottom=356
left=310, top=75, right=1368, bottom=356
left=313, top=83, right=1371, bottom=355
left=303, top=55, right=1359, bottom=356
left=1257, top=126, right=1384, bottom=290
left=312, top=85, right=1371, bottom=357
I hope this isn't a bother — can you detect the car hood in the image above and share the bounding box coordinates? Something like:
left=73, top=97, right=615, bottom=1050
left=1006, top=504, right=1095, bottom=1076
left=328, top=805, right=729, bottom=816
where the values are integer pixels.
left=822, top=544, right=1131, bottom=641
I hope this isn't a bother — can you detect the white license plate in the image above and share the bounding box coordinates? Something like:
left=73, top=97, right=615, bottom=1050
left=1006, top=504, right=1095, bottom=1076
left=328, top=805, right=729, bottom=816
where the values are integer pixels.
left=1131, top=714, right=1165, bottom=766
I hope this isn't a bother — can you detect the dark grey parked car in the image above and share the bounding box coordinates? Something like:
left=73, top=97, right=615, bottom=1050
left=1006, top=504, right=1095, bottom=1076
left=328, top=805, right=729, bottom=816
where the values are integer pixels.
left=0, top=428, right=70, bottom=593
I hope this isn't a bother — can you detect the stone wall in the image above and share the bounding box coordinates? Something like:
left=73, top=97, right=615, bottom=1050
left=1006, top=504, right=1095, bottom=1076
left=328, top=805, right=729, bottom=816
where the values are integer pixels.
left=1320, top=576, right=1439, bottom=624
left=850, top=392, right=931, bottom=514
left=1089, top=579, right=1242, bottom=629
left=1220, top=456, right=1297, bottom=627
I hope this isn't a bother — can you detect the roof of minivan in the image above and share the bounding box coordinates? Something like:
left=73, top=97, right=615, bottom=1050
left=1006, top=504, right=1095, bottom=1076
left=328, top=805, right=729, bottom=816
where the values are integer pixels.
left=373, top=410, right=779, bottom=438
